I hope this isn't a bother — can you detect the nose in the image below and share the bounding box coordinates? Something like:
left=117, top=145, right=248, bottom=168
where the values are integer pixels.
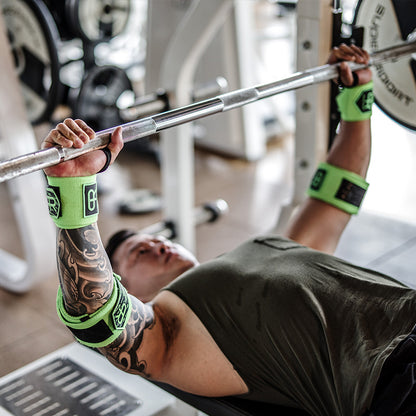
left=138, top=235, right=170, bottom=256
left=153, top=240, right=168, bottom=255
left=144, top=237, right=169, bottom=256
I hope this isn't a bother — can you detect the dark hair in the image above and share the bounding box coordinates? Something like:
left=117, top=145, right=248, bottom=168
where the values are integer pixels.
left=105, top=229, right=137, bottom=262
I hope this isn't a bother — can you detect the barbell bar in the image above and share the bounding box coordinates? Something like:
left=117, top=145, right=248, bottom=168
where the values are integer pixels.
left=0, top=39, right=415, bottom=184
left=118, top=76, right=229, bottom=122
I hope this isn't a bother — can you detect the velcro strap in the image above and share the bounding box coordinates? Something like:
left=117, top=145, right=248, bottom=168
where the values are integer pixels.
left=56, top=273, right=132, bottom=348
left=307, top=162, right=369, bottom=215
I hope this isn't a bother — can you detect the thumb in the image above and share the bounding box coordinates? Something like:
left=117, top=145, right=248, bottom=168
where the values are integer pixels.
left=107, top=126, right=124, bottom=165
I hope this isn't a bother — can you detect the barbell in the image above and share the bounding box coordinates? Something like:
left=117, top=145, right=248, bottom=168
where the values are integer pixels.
left=0, top=39, right=415, bottom=184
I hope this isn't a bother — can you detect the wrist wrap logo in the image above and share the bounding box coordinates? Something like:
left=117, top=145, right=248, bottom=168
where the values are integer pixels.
left=112, top=280, right=131, bottom=330
left=356, top=89, right=375, bottom=113
left=83, top=183, right=99, bottom=217
left=46, top=186, right=62, bottom=219
left=310, top=168, right=327, bottom=191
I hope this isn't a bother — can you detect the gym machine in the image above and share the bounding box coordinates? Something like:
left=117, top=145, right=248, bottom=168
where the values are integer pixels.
left=0, top=0, right=233, bottom=291
left=0, top=0, right=263, bottom=277
left=0, top=6, right=56, bottom=293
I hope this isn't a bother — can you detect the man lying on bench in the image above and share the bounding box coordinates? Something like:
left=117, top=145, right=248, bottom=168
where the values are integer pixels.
left=42, top=45, right=415, bottom=416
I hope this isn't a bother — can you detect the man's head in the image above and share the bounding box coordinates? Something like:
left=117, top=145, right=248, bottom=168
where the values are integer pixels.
left=106, top=230, right=199, bottom=302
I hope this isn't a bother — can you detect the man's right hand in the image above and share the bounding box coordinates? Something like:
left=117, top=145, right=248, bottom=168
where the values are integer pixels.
left=42, top=118, right=124, bottom=178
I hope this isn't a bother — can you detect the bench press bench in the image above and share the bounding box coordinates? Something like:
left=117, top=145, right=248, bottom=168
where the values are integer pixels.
left=0, top=343, right=310, bottom=416
left=153, top=381, right=310, bottom=416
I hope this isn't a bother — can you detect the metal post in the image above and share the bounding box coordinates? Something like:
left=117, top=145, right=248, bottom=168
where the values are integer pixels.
left=158, top=0, right=233, bottom=252
left=0, top=11, right=55, bottom=292
left=272, top=0, right=334, bottom=233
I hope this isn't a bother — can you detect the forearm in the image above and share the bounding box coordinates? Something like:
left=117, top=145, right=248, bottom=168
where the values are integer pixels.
left=43, top=120, right=158, bottom=378
left=57, top=223, right=156, bottom=377
left=56, top=224, right=113, bottom=316
left=326, top=119, right=371, bottom=178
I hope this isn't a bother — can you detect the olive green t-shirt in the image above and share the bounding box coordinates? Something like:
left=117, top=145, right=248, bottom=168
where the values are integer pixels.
left=165, top=236, right=416, bottom=416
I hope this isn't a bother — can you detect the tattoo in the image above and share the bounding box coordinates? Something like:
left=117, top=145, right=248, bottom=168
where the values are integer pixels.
left=100, top=299, right=155, bottom=378
left=57, top=225, right=113, bottom=315
left=57, top=224, right=156, bottom=379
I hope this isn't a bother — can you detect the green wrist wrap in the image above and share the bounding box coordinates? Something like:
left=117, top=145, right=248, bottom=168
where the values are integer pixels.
left=56, top=273, right=132, bottom=348
left=307, top=162, right=369, bottom=215
left=46, top=175, right=99, bottom=229
left=336, top=81, right=374, bottom=121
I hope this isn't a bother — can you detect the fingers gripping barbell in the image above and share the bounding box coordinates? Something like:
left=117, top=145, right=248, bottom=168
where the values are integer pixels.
left=0, top=39, right=415, bottom=184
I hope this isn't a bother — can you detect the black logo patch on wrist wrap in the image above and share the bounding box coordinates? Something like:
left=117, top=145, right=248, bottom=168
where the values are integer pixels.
left=83, top=183, right=99, bottom=217
left=112, top=281, right=130, bottom=330
left=46, top=186, right=62, bottom=219
left=356, top=89, right=374, bottom=113
left=310, top=168, right=327, bottom=191
left=335, top=179, right=366, bottom=207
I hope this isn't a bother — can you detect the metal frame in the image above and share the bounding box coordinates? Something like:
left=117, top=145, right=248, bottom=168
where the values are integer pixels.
left=157, top=0, right=234, bottom=252
left=0, top=10, right=55, bottom=292
left=145, top=0, right=264, bottom=251
left=273, top=0, right=334, bottom=232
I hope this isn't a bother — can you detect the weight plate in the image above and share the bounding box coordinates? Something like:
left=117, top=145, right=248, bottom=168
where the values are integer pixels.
left=73, top=65, right=134, bottom=131
left=41, top=0, right=76, bottom=41
left=353, top=0, right=416, bottom=131
left=65, top=0, right=131, bottom=42
left=1, top=0, right=61, bottom=124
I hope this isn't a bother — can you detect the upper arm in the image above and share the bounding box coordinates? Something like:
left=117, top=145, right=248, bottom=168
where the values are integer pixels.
left=284, top=119, right=371, bottom=255
left=283, top=197, right=351, bottom=255
left=98, top=296, right=157, bottom=379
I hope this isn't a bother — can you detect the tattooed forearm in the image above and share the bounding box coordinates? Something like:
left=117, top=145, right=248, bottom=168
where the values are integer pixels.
left=57, top=224, right=114, bottom=315
left=57, top=224, right=158, bottom=380
left=100, top=297, right=155, bottom=378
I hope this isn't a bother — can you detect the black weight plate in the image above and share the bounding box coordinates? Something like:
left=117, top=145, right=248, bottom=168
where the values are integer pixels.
left=1, top=0, right=62, bottom=124
left=41, top=0, right=76, bottom=41
left=65, top=0, right=131, bottom=43
left=73, top=65, right=134, bottom=131
left=353, top=0, right=416, bottom=131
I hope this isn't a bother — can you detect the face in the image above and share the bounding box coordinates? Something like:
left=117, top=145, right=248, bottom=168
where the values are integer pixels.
left=111, top=233, right=199, bottom=302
